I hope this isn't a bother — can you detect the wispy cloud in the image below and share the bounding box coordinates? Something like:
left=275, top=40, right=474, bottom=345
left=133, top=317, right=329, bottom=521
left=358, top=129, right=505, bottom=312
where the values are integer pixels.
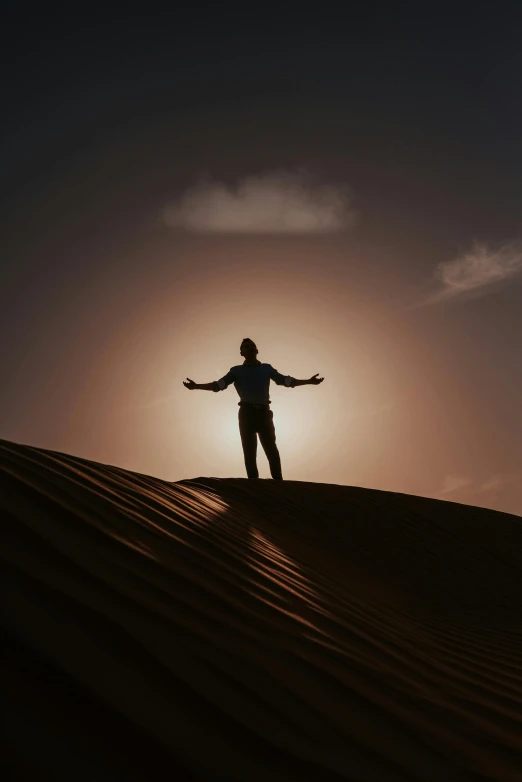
left=476, top=473, right=522, bottom=516
left=162, top=169, right=357, bottom=234
left=477, top=473, right=521, bottom=494
left=420, top=240, right=522, bottom=305
left=438, top=474, right=474, bottom=495
left=436, top=472, right=522, bottom=516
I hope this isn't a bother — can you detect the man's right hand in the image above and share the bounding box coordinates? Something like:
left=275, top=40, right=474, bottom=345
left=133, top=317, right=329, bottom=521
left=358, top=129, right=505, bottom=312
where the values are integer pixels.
left=183, top=378, right=197, bottom=390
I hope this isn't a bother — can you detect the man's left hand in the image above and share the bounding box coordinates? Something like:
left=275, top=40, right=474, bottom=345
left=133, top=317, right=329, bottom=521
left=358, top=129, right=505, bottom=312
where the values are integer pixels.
left=309, top=374, right=324, bottom=385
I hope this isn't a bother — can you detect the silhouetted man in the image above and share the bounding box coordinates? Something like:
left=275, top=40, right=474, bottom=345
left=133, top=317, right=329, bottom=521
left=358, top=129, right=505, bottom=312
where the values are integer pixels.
left=183, top=338, right=324, bottom=479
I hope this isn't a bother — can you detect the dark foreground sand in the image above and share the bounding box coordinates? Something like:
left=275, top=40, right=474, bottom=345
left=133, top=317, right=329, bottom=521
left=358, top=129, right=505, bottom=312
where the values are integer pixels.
left=1, top=439, right=522, bottom=781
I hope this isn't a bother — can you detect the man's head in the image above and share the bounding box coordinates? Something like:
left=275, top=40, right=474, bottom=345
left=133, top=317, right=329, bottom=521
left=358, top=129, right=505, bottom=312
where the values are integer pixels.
left=240, top=338, right=258, bottom=361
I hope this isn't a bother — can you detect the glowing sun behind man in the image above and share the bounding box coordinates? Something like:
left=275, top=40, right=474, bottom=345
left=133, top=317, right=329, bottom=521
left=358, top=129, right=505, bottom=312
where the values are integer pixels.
left=183, top=337, right=324, bottom=479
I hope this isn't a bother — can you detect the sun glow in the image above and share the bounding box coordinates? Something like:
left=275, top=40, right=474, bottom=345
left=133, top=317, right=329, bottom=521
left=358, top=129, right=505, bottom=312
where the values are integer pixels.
left=70, top=250, right=417, bottom=491
left=207, top=391, right=332, bottom=478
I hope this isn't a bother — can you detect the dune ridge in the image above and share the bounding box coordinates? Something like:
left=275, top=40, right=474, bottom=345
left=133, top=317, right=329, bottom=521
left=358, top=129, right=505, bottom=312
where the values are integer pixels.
left=1, top=438, right=522, bottom=781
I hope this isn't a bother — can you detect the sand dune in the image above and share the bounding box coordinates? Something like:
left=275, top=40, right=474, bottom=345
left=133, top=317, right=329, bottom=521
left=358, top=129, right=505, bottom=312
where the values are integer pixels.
left=2, top=439, right=522, bottom=781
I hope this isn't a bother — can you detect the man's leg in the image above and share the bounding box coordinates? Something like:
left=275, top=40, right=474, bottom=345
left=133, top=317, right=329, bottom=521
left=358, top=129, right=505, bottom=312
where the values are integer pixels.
left=238, top=409, right=259, bottom=478
left=258, top=409, right=283, bottom=480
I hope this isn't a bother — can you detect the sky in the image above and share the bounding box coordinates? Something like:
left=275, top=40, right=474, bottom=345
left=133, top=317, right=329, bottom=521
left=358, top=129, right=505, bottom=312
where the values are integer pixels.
left=1, top=4, right=521, bottom=516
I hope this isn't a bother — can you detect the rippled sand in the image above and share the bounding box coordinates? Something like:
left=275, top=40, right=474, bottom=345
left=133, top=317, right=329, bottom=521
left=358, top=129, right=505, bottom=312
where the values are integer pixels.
left=2, top=439, right=522, bottom=780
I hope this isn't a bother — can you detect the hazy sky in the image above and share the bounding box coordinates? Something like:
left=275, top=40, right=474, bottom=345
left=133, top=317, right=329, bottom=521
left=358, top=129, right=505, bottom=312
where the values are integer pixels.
left=1, top=5, right=521, bottom=515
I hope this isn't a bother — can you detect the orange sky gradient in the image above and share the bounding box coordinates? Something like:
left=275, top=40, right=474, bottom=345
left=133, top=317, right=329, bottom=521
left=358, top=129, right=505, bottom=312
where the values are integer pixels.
left=2, top=228, right=520, bottom=517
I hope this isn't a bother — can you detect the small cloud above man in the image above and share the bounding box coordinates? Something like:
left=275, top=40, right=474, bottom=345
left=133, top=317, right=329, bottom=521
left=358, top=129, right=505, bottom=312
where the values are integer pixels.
left=163, top=169, right=357, bottom=234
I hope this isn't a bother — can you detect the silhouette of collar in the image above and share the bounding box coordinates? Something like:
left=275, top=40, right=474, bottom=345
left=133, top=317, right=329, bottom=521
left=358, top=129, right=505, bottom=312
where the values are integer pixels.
left=243, top=359, right=261, bottom=366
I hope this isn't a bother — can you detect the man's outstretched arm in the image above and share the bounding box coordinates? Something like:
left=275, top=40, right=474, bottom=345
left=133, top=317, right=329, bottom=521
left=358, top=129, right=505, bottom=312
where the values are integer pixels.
left=184, top=369, right=235, bottom=392
left=293, top=374, right=324, bottom=387
left=270, top=367, right=324, bottom=388
left=183, top=379, right=215, bottom=390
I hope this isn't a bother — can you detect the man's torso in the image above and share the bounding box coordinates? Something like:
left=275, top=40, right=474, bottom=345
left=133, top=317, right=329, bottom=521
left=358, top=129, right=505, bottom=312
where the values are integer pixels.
left=231, top=363, right=273, bottom=405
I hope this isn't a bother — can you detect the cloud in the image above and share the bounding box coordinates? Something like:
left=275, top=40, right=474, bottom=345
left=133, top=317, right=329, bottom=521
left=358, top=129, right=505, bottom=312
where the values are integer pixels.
left=477, top=473, right=521, bottom=494
left=476, top=473, right=522, bottom=516
left=438, top=474, right=473, bottom=495
left=162, top=170, right=357, bottom=234
left=435, top=472, right=522, bottom=515
left=424, top=241, right=522, bottom=304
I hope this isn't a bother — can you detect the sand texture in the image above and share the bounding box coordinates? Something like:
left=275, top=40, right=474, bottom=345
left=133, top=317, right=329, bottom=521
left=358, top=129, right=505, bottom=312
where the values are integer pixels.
left=2, top=439, right=522, bottom=781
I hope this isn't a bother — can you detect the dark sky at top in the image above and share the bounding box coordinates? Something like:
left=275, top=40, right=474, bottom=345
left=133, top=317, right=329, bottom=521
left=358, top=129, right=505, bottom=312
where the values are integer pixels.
left=3, top=4, right=521, bottom=233
left=1, top=3, right=521, bottom=511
